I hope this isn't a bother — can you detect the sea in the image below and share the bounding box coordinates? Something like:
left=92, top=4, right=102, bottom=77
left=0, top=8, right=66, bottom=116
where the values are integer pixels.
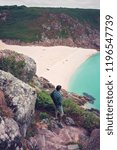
left=68, top=52, right=100, bottom=110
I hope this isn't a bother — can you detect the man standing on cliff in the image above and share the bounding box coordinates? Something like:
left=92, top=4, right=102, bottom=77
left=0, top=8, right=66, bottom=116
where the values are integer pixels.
left=50, top=85, right=64, bottom=127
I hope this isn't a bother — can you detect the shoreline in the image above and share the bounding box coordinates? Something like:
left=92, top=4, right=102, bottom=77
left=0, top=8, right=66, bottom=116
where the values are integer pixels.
left=0, top=40, right=97, bottom=90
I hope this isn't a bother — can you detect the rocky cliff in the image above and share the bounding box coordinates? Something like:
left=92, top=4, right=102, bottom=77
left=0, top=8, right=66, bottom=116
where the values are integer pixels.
left=0, top=6, right=100, bottom=49
left=0, top=50, right=100, bottom=150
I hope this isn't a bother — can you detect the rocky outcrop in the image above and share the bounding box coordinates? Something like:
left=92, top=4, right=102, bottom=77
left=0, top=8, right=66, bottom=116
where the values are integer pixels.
left=29, top=126, right=88, bottom=150
left=83, top=129, right=100, bottom=150
left=0, top=70, right=37, bottom=136
left=31, top=75, right=91, bottom=106
left=80, top=129, right=100, bottom=150
left=37, top=12, right=100, bottom=49
left=26, top=111, right=99, bottom=150
left=0, top=116, right=23, bottom=150
left=0, top=50, right=36, bottom=82
left=61, top=89, right=91, bottom=106
left=3, top=34, right=100, bottom=50
left=30, top=76, right=55, bottom=94
left=0, top=50, right=37, bottom=148
left=0, top=90, right=22, bottom=149
left=37, top=76, right=55, bottom=89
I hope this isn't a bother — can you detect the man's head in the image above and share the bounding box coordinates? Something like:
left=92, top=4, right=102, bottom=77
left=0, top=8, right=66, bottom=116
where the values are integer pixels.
left=56, top=85, right=62, bottom=91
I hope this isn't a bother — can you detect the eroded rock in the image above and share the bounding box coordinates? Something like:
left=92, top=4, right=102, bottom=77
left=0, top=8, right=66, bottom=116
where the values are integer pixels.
left=0, top=70, right=37, bottom=136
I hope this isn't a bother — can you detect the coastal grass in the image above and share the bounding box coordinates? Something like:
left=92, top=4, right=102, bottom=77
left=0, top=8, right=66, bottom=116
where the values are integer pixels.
left=36, top=91, right=54, bottom=111
left=63, top=99, right=100, bottom=131
left=36, top=91, right=100, bottom=131
left=0, top=5, right=100, bottom=43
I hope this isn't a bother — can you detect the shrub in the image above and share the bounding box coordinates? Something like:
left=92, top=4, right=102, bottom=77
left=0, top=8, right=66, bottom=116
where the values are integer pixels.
left=0, top=56, right=25, bottom=78
left=36, top=91, right=54, bottom=111
left=63, top=99, right=83, bottom=114
left=63, top=99, right=100, bottom=131
left=39, top=112, right=49, bottom=120
left=36, top=92, right=100, bottom=131
left=81, top=111, right=100, bottom=130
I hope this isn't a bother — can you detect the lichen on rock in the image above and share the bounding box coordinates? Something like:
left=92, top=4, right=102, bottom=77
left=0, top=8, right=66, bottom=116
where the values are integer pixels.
left=0, top=116, right=23, bottom=150
left=0, top=49, right=36, bottom=82
left=0, top=70, right=37, bottom=137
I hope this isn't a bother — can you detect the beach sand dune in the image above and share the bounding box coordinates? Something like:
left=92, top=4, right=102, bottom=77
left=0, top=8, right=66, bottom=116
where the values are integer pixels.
left=0, top=40, right=97, bottom=90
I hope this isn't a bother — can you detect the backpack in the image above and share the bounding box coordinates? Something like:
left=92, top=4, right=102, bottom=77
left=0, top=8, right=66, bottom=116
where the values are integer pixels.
left=50, top=90, right=61, bottom=106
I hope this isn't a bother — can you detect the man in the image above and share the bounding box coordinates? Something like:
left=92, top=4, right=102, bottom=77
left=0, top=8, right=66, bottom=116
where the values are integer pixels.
left=50, top=85, right=64, bottom=124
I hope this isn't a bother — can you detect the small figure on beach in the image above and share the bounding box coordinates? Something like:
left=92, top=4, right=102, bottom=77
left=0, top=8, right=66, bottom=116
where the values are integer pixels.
left=50, top=85, right=64, bottom=128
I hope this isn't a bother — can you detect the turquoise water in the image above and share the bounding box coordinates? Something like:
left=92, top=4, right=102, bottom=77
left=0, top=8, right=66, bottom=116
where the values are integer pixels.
left=69, top=53, right=100, bottom=110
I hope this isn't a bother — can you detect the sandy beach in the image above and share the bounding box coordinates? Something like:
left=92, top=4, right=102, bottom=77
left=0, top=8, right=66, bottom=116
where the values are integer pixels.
left=0, top=40, right=97, bottom=90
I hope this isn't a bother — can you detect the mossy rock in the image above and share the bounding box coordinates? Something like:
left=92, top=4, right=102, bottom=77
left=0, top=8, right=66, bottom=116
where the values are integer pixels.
left=0, top=50, right=36, bottom=82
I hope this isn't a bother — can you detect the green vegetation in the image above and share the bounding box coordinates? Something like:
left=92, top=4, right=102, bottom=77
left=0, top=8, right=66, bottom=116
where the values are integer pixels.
left=0, top=56, right=26, bottom=78
left=36, top=91, right=54, bottom=111
left=36, top=91, right=100, bottom=131
left=63, top=99, right=100, bottom=131
left=39, top=112, right=49, bottom=120
left=0, top=5, right=100, bottom=43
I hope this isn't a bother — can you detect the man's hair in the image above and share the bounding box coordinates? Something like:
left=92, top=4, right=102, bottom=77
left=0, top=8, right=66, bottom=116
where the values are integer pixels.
left=56, top=85, right=62, bottom=91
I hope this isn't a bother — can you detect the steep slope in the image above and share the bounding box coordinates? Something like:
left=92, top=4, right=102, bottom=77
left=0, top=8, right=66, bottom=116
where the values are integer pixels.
left=0, top=6, right=100, bottom=49
left=0, top=50, right=100, bottom=149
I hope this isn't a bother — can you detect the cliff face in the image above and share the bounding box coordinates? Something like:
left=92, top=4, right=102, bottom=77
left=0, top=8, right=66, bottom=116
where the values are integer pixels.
left=0, top=50, right=37, bottom=149
left=0, top=70, right=37, bottom=136
left=0, top=6, right=100, bottom=49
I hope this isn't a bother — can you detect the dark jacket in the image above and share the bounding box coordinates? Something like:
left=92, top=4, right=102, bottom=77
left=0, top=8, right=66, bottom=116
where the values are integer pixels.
left=50, top=90, right=62, bottom=107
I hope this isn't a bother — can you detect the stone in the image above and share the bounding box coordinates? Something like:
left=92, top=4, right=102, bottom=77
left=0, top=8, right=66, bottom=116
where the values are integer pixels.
left=0, top=50, right=36, bottom=82
left=29, top=126, right=88, bottom=150
left=39, top=77, right=55, bottom=89
left=68, top=144, right=80, bottom=150
left=0, top=116, right=23, bottom=150
left=0, top=70, right=37, bottom=137
left=82, top=129, right=100, bottom=150
left=61, top=89, right=88, bottom=106
left=65, top=117, right=76, bottom=126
